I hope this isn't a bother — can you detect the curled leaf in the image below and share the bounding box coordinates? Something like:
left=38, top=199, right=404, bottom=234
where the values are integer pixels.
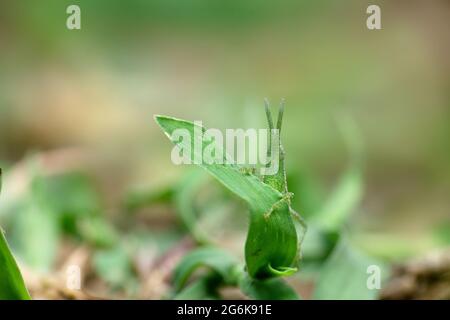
left=172, top=247, right=239, bottom=292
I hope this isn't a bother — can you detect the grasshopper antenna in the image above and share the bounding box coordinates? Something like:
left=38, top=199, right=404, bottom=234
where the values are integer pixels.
left=264, top=98, right=275, bottom=162
left=276, top=98, right=285, bottom=132
left=264, top=98, right=274, bottom=130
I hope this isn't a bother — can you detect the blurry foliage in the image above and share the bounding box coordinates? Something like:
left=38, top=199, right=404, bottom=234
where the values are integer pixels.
left=5, top=171, right=119, bottom=272
left=0, top=162, right=139, bottom=296
left=125, top=110, right=387, bottom=300
left=1, top=106, right=448, bottom=298
left=92, top=246, right=137, bottom=294
left=0, top=0, right=449, bottom=300
left=313, top=237, right=387, bottom=300
left=172, top=247, right=240, bottom=294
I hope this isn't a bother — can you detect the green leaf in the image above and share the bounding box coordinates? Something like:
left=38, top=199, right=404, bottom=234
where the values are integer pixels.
left=9, top=177, right=60, bottom=272
left=239, top=274, right=299, bottom=300
left=172, top=246, right=240, bottom=292
left=154, top=116, right=283, bottom=212
left=36, top=173, right=102, bottom=238
left=155, top=115, right=299, bottom=279
left=288, top=170, right=325, bottom=221
left=312, top=168, right=362, bottom=232
left=300, top=222, right=332, bottom=262
left=174, top=169, right=210, bottom=243
left=34, top=173, right=100, bottom=220
left=92, top=246, right=136, bottom=290
left=174, top=274, right=221, bottom=300
left=125, top=185, right=174, bottom=212
left=313, top=237, right=386, bottom=300
left=77, top=215, right=119, bottom=248
left=0, top=169, right=31, bottom=300
left=0, top=231, right=31, bottom=300
left=124, top=169, right=209, bottom=243
left=312, top=116, right=364, bottom=233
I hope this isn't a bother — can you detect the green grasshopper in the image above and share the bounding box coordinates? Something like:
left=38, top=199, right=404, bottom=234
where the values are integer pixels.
left=155, top=101, right=307, bottom=279
left=241, top=99, right=307, bottom=278
left=262, top=99, right=307, bottom=250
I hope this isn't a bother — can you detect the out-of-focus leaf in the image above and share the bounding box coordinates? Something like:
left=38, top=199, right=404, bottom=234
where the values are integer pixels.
left=174, top=169, right=209, bottom=243
left=300, top=223, right=332, bottom=262
left=33, top=173, right=101, bottom=236
left=312, top=116, right=363, bottom=232
left=92, top=246, right=136, bottom=290
left=155, top=115, right=298, bottom=279
left=10, top=197, right=59, bottom=272
left=288, top=170, right=325, bottom=220
left=9, top=173, right=84, bottom=271
left=313, top=168, right=362, bottom=232
left=173, top=246, right=240, bottom=292
left=77, top=215, right=119, bottom=248
left=313, top=237, right=386, bottom=300
left=30, top=172, right=119, bottom=249
left=125, top=169, right=210, bottom=243
left=9, top=171, right=109, bottom=267
left=125, top=185, right=174, bottom=212
left=10, top=174, right=61, bottom=272
left=0, top=170, right=31, bottom=300
left=35, top=173, right=99, bottom=217
left=239, top=274, right=299, bottom=300
left=174, top=274, right=221, bottom=300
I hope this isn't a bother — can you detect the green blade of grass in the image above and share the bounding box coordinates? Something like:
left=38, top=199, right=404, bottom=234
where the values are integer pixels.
left=174, top=169, right=210, bottom=244
left=312, top=115, right=364, bottom=233
left=0, top=169, right=31, bottom=300
left=10, top=176, right=60, bottom=272
left=172, top=246, right=240, bottom=292
left=312, top=167, right=362, bottom=232
left=154, top=116, right=282, bottom=213
left=0, top=231, right=31, bottom=300
left=155, top=115, right=298, bottom=279
left=124, top=185, right=174, bottom=212
left=313, top=236, right=386, bottom=300
left=174, top=273, right=222, bottom=300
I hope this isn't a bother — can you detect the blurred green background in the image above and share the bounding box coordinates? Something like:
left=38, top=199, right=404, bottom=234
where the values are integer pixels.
left=0, top=0, right=449, bottom=299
